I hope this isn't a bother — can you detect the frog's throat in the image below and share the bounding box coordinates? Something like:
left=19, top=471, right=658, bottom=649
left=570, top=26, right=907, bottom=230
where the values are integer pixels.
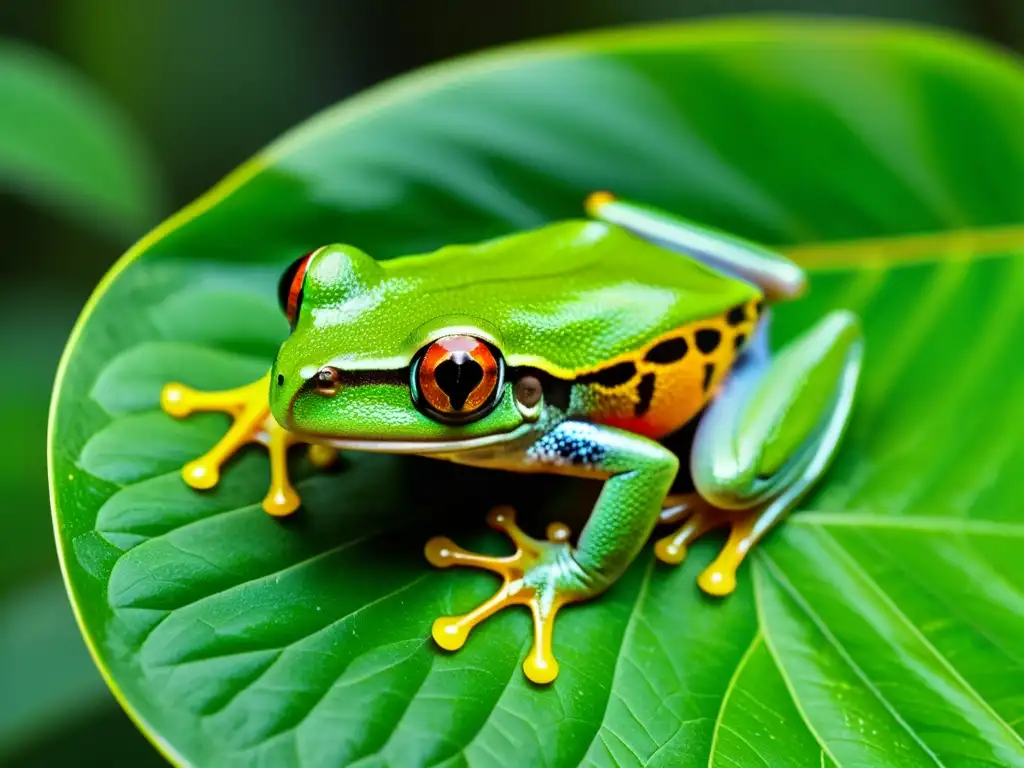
left=300, top=423, right=535, bottom=455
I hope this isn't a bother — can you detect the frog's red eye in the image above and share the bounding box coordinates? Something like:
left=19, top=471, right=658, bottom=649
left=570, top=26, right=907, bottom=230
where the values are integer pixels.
left=414, top=335, right=502, bottom=421
left=278, top=251, right=315, bottom=328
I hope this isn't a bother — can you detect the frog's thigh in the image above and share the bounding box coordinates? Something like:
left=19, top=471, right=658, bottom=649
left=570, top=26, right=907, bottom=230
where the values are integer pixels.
left=585, top=192, right=805, bottom=300
left=667, top=311, right=863, bottom=595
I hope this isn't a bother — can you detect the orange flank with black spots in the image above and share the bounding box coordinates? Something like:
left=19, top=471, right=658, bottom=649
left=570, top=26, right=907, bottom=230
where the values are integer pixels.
left=572, top=298, right=761, bottom=439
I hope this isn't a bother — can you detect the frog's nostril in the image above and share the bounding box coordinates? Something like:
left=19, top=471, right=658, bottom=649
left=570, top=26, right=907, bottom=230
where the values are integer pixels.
left=435, top=356, right=484, bottom=411
left=277, top=373, right=284, bottom=386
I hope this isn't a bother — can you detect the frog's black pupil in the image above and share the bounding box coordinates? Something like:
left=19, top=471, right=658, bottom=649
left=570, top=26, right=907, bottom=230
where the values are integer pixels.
left=435, top=353, right=483, bottom=411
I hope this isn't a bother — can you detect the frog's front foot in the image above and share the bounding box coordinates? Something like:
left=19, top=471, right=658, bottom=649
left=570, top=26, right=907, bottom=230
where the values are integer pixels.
left=161, top=372, right=337, bottom=516
left=425, top=507, right=593, bottom=684
left=654, top=503, right=759, bottom=597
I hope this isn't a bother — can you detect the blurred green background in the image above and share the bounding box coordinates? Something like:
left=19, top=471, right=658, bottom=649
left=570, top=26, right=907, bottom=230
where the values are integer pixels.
left=1, top=1, right=1020, bottom=765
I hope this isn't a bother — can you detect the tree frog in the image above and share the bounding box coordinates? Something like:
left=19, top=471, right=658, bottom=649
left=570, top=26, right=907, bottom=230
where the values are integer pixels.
left=162, top=194, right=862, bottom=684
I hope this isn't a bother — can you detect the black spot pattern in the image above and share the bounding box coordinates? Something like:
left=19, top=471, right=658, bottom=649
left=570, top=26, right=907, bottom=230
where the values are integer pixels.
left=635, top=373, right=656, bottom=416
left=703, top=363, right=716, bottom=391
left=755, top=300, right=765, bottom=316
left=528, top=425, right=606, bottom=467
left=577, top=361, right=637, bottom=387
left=644, top=337, right=689, bottom=364
left=726, top=305, right=747, bottom=326
left=695, top=329, right=722, bottom=354
left=734, top=333, right=747, bottom=351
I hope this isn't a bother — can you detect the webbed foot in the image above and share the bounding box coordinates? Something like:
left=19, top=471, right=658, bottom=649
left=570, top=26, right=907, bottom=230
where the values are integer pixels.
left=654, top=505, right=759, bottom=596
left=425, top=507, right=592, bottom=685
left=161, top=372, right=337, bottom=516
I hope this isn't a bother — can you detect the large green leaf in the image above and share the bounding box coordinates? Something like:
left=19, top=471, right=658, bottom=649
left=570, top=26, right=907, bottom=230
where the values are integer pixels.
left=49, top=19, right=1024, bottom=767
left=0, top=40, right=163, bottom=234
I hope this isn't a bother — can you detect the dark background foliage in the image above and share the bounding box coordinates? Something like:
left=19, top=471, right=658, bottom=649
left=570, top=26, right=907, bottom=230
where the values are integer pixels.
left=1, top=1, right=1020, bottom=765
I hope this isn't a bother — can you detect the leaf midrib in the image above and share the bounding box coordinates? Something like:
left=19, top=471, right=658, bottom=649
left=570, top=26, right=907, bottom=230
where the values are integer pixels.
left=757, top=553, right=945, bottom=766
left=752, top=565, right=841, bottom=768
left=706, top=632, right=763, bottom=768
left=579, top=557, right=657, bottom=767
left=783, top=223, right=1024, bottom=271
left=790, top=512, right=1024, bottom=536
left=850, top=527, right=1024, bottom=668
left=815, top=525, right=1024, bottom=750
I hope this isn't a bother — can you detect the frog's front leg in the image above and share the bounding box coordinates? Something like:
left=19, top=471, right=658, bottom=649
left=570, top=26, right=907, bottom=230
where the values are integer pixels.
left=425, top=421, right=678, bottom=684
left=161, top=372, right=337, bottom=516
left=655, top=312, right=863, bottom=594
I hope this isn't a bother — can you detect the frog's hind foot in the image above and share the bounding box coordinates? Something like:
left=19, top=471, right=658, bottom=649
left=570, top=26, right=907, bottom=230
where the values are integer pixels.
left=656, top=312, right=863, bottom=597
left=161, top=373, right=337, bottom=517
left=654, top=503, right=759, bottom=597
left=425, top=507, right=586, bottom=685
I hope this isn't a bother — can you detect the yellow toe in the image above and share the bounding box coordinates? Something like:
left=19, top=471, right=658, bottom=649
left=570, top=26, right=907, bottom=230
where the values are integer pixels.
left=424, top=537, right=461, bottom=568
left=546, top=522, right=571, bottom=543
left=698, top=567, right=737, bottom=597
left=432, top=617, right=470, bottom=651
left=307, top=443, right=338, bottom=468
left=183, top=461, right=219, bottom=490
left=263, top=486, right=300, bottom=517
left=523, top=653, right=559, bottom=685
left=653, top=536, right=687, bottom=565
left=161, top=383, right=194, bottom=418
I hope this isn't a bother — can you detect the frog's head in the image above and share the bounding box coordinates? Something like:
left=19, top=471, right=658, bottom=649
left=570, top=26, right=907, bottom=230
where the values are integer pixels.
left=268, top=244, right=542, bottom=454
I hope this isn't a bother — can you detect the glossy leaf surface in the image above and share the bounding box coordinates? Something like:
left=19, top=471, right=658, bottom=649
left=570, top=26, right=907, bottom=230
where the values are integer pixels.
left=49, top=20, right=1024, bottom=767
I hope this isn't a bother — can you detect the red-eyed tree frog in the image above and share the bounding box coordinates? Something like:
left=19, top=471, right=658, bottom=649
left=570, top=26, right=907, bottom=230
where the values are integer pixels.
left=162, top=194, right=863, bottom=684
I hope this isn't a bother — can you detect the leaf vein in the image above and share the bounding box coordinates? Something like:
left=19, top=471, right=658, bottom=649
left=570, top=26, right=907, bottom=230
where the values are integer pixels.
left=759, top=552, right=945, bottom=765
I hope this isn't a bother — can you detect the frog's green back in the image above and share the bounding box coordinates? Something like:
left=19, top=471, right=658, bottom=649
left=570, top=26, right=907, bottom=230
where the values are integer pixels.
left=288, top=220, right=759, bottom=378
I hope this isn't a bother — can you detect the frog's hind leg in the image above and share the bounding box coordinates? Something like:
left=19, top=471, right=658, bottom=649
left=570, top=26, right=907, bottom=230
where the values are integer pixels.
left=161, top=372, right=337, bottom=516
left=584, top=191, right=805, bottom=301
left=654, top=312, right=863, bottom=595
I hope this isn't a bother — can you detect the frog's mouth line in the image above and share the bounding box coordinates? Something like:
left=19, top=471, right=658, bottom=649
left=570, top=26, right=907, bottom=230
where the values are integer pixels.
left=296, top=423, right=534, bottom=456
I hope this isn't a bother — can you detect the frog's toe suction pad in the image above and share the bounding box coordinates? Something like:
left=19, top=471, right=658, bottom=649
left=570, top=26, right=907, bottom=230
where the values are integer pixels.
left=307, top=443, right=339, bottom=469
left=654, top=505, right=758, bottom=597
left=182, top=459, right=220, bottom=490
left=160, top=373, right=336, bottom=517
left=424, top=507, right=583, bottom=685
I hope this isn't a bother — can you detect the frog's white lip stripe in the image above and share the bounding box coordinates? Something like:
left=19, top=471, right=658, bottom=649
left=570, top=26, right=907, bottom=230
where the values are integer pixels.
left=298, top=425, right=533, bottom=455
